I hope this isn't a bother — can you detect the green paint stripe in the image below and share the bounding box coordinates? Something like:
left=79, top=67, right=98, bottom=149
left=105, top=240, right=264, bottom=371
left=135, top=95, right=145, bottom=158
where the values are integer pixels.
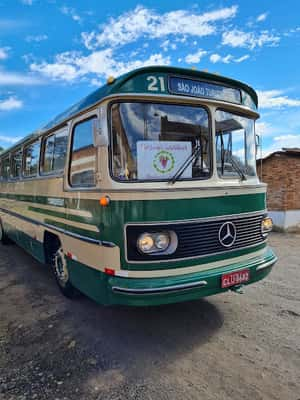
left=28, top=206, right=92, bottom=224
left=44, top=218, right=99, bottom=240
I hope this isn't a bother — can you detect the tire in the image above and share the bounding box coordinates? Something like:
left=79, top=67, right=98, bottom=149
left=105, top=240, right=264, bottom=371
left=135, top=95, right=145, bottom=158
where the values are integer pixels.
left=52, top=247, right=78, bottom=298
left=0, top=220, right=11, bottom=245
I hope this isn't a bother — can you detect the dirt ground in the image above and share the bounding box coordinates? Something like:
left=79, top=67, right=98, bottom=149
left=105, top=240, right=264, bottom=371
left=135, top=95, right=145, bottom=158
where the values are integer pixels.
left=0, top=233, right=299, bottom=400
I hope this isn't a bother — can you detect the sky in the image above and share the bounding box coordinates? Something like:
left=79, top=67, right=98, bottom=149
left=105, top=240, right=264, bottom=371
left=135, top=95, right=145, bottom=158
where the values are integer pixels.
left=0, top=0, right=300, bottom=156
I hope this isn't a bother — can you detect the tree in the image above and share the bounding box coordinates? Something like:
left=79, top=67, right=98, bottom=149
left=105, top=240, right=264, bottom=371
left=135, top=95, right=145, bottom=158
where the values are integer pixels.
left=0, top=146, right=4, bottom=154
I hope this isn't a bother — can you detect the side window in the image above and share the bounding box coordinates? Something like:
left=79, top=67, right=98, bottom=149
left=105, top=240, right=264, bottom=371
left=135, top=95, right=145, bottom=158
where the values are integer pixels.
left=24, top=141, right=40, bottom=177
left=1, top=156, right=10, bottom=180
left=70, top=117, right=97, bottom=187
left=41, top=130, right=68, bottom=174
left=11, top=149, right=22, bottom=179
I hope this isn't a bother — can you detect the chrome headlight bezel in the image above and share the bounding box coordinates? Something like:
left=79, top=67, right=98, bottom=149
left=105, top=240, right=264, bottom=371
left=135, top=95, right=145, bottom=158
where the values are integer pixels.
left=136, top=231, right=177, bottom=255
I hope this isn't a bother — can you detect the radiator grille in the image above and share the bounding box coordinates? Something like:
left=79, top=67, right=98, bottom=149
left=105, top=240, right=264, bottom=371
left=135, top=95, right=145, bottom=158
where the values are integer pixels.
left=125, top=213, right=266, bottom=262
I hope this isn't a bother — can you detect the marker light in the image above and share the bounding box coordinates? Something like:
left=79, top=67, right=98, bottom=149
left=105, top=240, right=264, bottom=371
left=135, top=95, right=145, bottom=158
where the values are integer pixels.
left=100, top=196, right=110, bottom=207
left=261, top=216, right=273, bottom=237
left=107, top=76, right=116, bottom=84
left=104, top=268, right=115, bottom=276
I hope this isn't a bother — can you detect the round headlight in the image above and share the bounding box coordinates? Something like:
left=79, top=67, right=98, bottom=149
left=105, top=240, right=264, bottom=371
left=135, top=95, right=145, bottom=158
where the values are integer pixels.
left=137, top=233, right=155, bottom=253
left=155, top=233, right=170, bottom=250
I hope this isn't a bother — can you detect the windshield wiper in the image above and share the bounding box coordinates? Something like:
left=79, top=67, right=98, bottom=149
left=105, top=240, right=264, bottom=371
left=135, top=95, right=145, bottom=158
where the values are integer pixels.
left=228, top=154, right=247, bottom=181
left=169, top=145, right=202, bottom=184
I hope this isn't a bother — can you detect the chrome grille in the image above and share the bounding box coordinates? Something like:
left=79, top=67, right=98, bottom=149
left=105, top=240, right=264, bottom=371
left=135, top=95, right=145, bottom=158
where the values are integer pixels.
left=125, top=212, right=266, bottom=262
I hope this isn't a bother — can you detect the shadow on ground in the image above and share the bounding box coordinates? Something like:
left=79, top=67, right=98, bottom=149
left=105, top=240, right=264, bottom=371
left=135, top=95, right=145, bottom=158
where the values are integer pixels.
left=0, top=243, right=224, bottom=399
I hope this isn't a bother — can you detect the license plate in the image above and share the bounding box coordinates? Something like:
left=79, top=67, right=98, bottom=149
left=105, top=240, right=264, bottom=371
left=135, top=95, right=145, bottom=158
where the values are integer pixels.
left=221, top=269, right=250, bottom=288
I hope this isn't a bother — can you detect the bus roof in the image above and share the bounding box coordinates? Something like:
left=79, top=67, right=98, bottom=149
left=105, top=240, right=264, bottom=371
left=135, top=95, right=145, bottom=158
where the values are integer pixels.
left=1, top=66, right=258, bottom=156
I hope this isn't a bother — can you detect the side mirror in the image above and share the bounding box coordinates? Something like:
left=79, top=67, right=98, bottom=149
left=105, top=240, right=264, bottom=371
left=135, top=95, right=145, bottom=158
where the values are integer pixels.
left=93, top=117, right=108, bottom=147
left=255, top=134, right=261, bottom=157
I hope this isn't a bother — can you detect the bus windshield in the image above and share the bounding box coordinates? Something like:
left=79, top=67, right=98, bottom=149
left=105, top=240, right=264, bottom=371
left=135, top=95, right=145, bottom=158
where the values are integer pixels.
left=215, top=110, right=256, bottom=179
left=111, top=102, right=211, bottom=181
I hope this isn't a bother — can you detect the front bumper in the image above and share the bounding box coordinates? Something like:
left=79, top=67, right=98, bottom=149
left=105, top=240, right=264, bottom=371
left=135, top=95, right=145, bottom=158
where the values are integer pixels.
left=106, top=246, right=277, bottom=306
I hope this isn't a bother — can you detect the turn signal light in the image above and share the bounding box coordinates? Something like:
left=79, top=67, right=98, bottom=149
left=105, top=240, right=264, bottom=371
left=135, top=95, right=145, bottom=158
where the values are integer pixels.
left=261, top=217, right=273, bottom=237
left=99, top=196, right=110, bottom=207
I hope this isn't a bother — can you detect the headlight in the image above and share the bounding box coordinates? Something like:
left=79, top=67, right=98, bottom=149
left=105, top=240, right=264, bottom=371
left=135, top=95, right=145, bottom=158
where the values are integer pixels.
left=137, top=233, right=155, bottom=253
left=155, top=233, right=170, bottom=250
left=137, top=231, right=176, bottom=254
left=261, top=216, right=273, bottom=237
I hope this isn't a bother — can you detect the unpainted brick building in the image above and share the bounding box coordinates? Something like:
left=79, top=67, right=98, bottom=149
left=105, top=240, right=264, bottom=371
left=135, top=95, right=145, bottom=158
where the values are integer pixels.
left=257, top=148, right=300, bottom=231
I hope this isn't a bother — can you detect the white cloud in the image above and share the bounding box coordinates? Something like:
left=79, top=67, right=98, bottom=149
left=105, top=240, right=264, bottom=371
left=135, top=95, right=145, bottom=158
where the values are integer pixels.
left=0, top=96, right=23, bottom=111
left=256, top=13, right=268, bottom=22
left=274, top=134, right=300, bottom=143
left=234, top=54, right=250, bottom=62
left=30, top=50, right=171, bottom=83
left=210, top=53, right=221, bottom=63
left=60, top=6, right=82, bottom=23
left=26, top=34, right=48, bottom=42
left=0, top=71, right=43, bottom=85
left=222, top=29, right=279, bottom=49
left=82, top=5, right=238, bottom=49
left=0, top=47, right=10, bottom=60
left=257, top=90, right=300, bottom=108
left=185, top=49, right=207, bottom=64
left=21, top=0, right=34, bottom=4
left=209, top=53, right=249, bottom=64
left=0, top=134, right=22, bottom=144
left=261, top=134, right=300, bottom=157
left=210, top=53, right=232, bottom=64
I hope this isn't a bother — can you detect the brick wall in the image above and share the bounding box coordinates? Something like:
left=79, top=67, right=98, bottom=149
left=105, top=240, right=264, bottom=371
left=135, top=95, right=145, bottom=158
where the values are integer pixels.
left=257, top=154, right=300, bottom=211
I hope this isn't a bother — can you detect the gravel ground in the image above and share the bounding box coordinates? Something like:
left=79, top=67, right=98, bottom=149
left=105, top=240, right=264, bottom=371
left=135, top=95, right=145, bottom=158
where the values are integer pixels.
left=0, top=233, right=299, bottom=400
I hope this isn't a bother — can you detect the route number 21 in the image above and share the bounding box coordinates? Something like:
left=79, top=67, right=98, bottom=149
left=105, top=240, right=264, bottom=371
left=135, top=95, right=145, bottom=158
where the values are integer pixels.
left=146, top=76, right=166, bottom=92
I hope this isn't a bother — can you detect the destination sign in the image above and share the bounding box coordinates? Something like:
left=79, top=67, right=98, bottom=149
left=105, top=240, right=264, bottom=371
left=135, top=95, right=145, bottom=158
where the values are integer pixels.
left=169, top=76, right=241, bottom=104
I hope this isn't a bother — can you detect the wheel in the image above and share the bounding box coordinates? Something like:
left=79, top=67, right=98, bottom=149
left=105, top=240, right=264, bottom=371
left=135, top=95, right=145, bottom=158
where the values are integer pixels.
left=52, top=247, right=78, bottom=298
left=0, top=220, right=11, bottom=245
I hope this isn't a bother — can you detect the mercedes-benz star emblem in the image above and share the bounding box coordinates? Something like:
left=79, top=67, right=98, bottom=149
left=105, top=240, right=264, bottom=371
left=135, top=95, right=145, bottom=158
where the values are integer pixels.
left=218, top=222, right=237, bottom=248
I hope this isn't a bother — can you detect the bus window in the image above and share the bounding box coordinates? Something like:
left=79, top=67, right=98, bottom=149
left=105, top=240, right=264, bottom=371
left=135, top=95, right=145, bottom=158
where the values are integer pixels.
left=70, top=117, right=97, bottom=187
left=24, top=141, right=40, bottom=177
left=215, top=110, right=256, bottom=178
left=11, top=149, right=22, bottom=179
left=1, top=156, right=10, bottom=180
left=42, top=130, right=68, bottom=174
left=111, top=103, right=210, bottom=181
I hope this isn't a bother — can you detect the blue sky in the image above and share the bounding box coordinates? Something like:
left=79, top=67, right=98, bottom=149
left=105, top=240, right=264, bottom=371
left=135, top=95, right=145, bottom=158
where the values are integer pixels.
left=0, top=0, right=299, bottom=155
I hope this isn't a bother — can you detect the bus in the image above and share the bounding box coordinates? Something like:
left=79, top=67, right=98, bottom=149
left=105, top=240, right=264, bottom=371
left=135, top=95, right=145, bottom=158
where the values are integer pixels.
left=0, top=66, right=277, bottom=306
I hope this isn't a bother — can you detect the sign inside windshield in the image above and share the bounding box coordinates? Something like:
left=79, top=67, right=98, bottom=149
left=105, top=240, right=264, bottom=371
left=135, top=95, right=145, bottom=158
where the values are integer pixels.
left=169, top=76, right=241, bottom=104
left=137, top=141, right=192, bottom=180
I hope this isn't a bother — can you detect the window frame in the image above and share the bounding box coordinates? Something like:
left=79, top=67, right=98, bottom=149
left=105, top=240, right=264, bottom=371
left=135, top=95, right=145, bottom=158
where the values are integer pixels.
left=68, top=115, right=98, bottom=189
left=10, top=148, right=23, bottom=180
left=215, top=108, right=257, bottom=179
left=108, top=99, right=213, bottom=184
left=1, top=155, right=11, bottom=181
left=40, top=128, right=68, bottom=176
left=23, top=139, right=41, bottom=178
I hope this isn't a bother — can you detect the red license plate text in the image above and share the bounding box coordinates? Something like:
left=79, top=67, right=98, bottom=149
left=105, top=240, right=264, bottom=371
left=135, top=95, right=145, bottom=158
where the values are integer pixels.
left=221, top=269, right=250, bottom=288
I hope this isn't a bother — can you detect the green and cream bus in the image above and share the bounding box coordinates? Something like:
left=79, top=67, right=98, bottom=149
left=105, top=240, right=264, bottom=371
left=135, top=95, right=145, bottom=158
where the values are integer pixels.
left=0, top=66, right=277, bottom=306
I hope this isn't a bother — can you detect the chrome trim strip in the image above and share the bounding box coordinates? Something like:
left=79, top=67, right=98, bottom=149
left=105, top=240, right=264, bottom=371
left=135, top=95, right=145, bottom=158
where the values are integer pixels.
left=124, top=210, right=267, bottom=264
left=99, top=185, right=266, bottom=193
left=112, top=280, right=208, bottom=295
left=256, top=257, right=278, bottom=271
left=125, top=210, right=266, bottom=228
